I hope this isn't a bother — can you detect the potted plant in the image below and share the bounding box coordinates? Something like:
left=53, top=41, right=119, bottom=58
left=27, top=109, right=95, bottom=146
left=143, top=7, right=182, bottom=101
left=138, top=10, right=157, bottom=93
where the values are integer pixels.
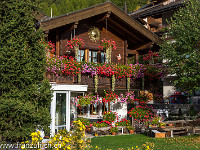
left=94, top=132, right=98, bottom=137
left=127, top=126, right=135, bottom=134
left=109, top=126, right=118, bottom=135
left=151, top=117, right=160, bottom=127
left=158, top=122, right=166, bottom=129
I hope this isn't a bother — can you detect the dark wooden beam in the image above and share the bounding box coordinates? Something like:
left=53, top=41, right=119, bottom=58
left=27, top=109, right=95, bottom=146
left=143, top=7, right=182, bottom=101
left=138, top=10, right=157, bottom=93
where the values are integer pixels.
left=132, top=42, right=153, bottom=51
left=56, top=29, right=60, bottom=56
left=107, top=23, right=138, bottom=45
left=95, top=11, right=111, bottom=23
left=44, top=30, right=49, bottom=39
left=108, top=18, right=144, bottom=43
left=124, top=40, right=127, bottom=64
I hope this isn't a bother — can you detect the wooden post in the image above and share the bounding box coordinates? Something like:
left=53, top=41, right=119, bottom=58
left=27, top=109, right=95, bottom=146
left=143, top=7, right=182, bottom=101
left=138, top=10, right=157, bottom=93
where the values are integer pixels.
left=142, top=76, right=144, bottom=91
left=56, top=29, right=60, bottom=56
left=124, top=40, right=127, bottom=64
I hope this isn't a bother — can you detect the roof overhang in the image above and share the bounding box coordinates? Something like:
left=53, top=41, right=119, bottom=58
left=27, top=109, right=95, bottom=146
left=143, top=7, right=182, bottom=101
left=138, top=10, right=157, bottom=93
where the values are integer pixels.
left=51, top=84, right=88, bottom=92
left=40, top=2, right=162, bottom=45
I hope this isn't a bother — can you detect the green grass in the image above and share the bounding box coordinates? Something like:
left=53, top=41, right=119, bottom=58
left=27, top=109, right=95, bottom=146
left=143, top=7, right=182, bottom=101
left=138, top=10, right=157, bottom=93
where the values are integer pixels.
left=89, top=134, right=200, bottom=150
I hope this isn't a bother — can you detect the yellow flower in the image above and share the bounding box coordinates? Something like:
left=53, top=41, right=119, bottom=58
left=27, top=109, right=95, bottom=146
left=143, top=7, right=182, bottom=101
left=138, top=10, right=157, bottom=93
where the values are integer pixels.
left=25, top=141, right=29, bottom=144
left=67, top=145, right=71, bottom=149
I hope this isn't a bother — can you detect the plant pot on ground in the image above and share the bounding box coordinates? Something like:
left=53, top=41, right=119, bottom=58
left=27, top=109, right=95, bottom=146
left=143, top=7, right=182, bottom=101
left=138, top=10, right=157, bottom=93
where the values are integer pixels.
left=127, top=126, right=135, bottom=134
left=109, top=127, right=118, bottom=135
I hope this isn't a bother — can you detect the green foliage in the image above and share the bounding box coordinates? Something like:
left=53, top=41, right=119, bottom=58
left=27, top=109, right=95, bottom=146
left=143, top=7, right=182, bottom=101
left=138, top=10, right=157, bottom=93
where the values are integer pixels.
left=126, top=126, right=135, bottom=131
left=0, top=0, right=52, bottom=142
left=102, top=111, right=117, bottom=122
left=76, top=117, right=91, bottom=127
left=160, top=0, right=200, bottom=93
left=109, top=126, right=118, bottom=133
left=38, top=0, right=150, bottom=17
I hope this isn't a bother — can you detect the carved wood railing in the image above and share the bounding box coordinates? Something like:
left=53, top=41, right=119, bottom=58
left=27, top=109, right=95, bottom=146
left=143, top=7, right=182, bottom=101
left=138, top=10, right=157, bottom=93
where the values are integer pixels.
left=45, top=72, right=143, bottom=90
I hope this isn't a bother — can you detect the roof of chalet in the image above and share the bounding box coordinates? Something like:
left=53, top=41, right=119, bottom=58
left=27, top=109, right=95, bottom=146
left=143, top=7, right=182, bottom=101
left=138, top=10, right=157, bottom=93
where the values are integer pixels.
left=39, top=1, right=161, bottom=46
left=130, top=0, right=189, bottom=18
left=35, top=10, right=49, bottom=22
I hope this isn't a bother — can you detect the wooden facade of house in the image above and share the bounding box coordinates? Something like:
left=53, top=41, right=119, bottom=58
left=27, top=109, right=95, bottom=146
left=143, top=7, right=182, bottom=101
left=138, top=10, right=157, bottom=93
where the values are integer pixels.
left=130, top=0, right=191, bottom=100
left=130, top=0, right=188, bottom=36
left=37, top=2, right=164, bottom=134
left=40, top=2, right=161, bottom=93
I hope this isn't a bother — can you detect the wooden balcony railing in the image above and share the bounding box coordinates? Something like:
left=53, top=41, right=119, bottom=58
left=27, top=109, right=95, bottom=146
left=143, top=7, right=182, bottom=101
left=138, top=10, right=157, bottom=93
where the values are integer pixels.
left=45, top=72, right=142, bottom=90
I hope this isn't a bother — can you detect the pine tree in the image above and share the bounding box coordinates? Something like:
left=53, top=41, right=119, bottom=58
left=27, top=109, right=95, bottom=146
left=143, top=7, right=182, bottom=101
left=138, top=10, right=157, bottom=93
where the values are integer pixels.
left=0, top=0, right=52, bottom=142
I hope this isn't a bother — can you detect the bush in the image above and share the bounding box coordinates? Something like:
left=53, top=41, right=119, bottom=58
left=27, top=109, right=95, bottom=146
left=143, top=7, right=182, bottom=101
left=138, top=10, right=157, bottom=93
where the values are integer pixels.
left=115, top=118, right=131, bottom=126
left=109, top=126, right=119, bottom=134
left=92, top=121, right=111, bottom=128
left=102, top=111, right=117, bottom=122
left=76, top=117, right=91, bottom=128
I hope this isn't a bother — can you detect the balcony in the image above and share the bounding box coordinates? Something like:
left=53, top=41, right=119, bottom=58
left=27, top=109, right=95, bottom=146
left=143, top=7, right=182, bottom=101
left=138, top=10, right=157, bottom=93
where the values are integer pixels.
left=45, top=73, right=142, bottom=91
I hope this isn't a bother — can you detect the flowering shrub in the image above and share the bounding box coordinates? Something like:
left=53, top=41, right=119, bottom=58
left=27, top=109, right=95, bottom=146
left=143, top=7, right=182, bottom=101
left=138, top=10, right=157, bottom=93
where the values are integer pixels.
left=144, top=64, right=168, bottom=80
left=92, top=120, right=111, bottom=128
left=99, top=39, right=116, bottom=50
left=81, top=63, right=98, bottom=76
left=153, top=93, right=163, bottom=103
left=21, top=131, right=42, bottom=149
left=109, top=126, right=118, bottom=134
left=46, top=55, right=65, bottom=76
left=143, top=50, right=159, bottom=63
left=49, top=120, right=87, bottom=150
left=115, top=118, right=131, bottom=126
left=21, top=131, right=43, bottom=150
left=66, top=37, right=84, bottom=49
left=128, top=105, right=155, bottom=121
left=120, top=91, right=135, bottom=103
left=102, top=111, right=118, bottom=122
left=45, top=41, right=55, bottom=53
left=76, top=117, right=91, bottom=128
left=134, top=93, right=150, bottom=104
left=102, top=91, right=119, bottom=103
left=151, top=117, right=160, bottom=125
left=62, top=56, right=81, bottom=76
left=142, top=142, right=154, bottom=150
left=77, top=93, right=99, bottom=107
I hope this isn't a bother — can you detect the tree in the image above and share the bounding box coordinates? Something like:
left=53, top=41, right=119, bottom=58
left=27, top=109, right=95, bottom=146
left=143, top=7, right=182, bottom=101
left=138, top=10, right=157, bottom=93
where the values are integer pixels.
left=38, top=0, right=150, bottom=17
left=160, top=0, right=200, bottom=93
left=0, top=0, right=52, bottom=142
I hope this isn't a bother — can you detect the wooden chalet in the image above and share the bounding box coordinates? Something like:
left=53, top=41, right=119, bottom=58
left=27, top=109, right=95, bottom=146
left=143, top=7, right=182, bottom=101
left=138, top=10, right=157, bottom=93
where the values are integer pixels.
left=130, top=0, right=190, bottom=99
left=130, top=0, right=188, bottom=35
left=38, top=2, right=162, bottom=134
left=40, top=1, right=161, bottom=92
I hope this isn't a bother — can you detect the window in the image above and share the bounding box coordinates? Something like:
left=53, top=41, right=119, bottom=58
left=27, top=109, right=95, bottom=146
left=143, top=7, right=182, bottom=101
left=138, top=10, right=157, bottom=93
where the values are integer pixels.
left=78, top=50, right=108, bottom=63
left=77, top=50, right=85, bottom=62
left=100, top=51, right=108, bottom=63
left=89, top=50, right=98, bottom=63
left=90, top=103, right=99, bottom=115
left=77, top=106, right=87, bottom=115
left=55, top=93, right=66, bottom=126
left=102, top=102, right=110, bottom=113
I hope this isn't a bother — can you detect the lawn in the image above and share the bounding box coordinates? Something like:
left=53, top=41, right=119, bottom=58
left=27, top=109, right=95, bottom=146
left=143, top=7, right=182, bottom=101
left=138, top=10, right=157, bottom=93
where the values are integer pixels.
left=89, top=134, right=200, bottom=150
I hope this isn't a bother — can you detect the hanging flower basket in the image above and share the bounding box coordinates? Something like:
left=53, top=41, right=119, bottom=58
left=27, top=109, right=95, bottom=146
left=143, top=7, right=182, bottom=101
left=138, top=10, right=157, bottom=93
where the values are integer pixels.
left=66, top=37, right=84, bottom=59
left=45, top=41, right=55, bottom=57
left=77, top=93, right=99, bottom=107
left=66, top=37, right=84, bottom=49
left=99, top=39, right=116, bottom=63
left=102, top=91, right=119, bottom=103
left=99, top=39, right=116, bottom=50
